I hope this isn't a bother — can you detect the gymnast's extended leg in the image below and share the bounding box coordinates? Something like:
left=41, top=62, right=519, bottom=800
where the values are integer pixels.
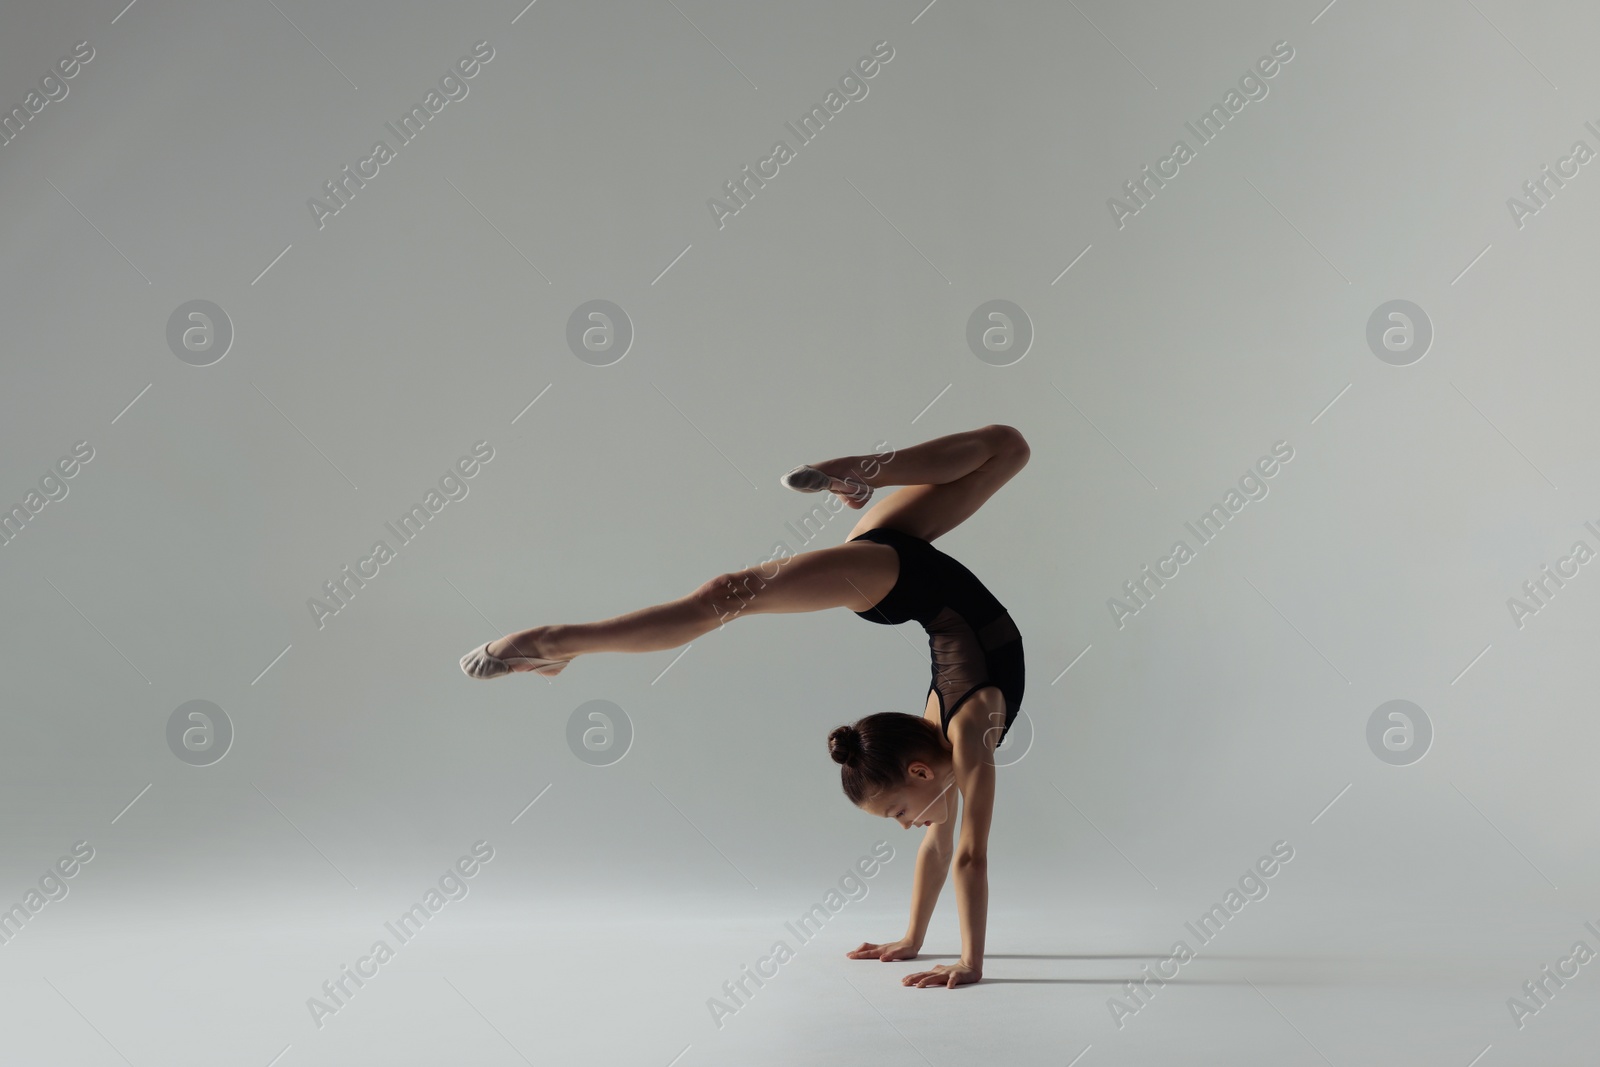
left=464, top=423, right=1029, bottom=677
left=477, top=540, right=898, bottom=675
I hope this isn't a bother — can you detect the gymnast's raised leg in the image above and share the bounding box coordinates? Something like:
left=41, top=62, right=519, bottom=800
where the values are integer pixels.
left=458, top=424, right=1030, bottom=679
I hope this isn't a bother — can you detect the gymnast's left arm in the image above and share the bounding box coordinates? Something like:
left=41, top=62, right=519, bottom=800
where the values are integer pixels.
left=950, top=722, right=995, bottom=985
left=904, top=707, right=995, bottom=989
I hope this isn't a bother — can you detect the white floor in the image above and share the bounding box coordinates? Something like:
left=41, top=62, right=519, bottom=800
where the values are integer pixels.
left=8, top=890, right=1596, bottom=1066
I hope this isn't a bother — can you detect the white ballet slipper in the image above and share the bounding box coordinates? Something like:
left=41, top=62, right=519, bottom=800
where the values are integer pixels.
left=779, top=465, right=873, bottom=505
left=459, top=641, right=568, bottom=680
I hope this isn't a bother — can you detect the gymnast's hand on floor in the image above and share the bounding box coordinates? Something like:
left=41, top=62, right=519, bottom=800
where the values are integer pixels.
left=846, top=937, right=920, bottom=962
left=902, top=961, right=981, bottom=988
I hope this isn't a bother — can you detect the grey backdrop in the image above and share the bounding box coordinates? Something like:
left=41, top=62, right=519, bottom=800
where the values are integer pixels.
left=4, top=0, right=1600, bottom=1064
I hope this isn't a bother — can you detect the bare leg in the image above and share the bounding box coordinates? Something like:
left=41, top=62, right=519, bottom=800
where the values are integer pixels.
left=490, top=594, right=713, bottom=669
left=828, top=424, right=1030, bottom=544
left=487, top=540, right=897, bottom=673
left=809, top=425, right=1013, bottom=498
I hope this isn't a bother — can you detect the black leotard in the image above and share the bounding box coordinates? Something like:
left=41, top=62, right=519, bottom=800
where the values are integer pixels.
left=848, top=526, right=1025, bottom=746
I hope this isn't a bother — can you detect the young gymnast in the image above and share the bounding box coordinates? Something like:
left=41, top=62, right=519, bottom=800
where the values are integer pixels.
left=459, top=424, right=1030, bottom=989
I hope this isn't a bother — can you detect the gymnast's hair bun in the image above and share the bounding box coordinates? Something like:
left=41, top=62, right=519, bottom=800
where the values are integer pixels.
left=827, top=725, right=860, bottom=766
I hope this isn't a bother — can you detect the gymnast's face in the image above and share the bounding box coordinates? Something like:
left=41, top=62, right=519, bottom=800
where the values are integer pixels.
left=863, top=761, right=951, bottom=830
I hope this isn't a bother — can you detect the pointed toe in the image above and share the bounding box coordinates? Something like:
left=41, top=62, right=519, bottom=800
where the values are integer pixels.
left=461, top=639, right=570, bottom=679
left=780, top=465, right=832, bottom=492
left=780, top=465, right=873, bottom=505
left=460, top=642, right=510, bottom=679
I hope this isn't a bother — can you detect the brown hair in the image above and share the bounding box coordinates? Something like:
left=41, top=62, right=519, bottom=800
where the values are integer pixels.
left=827, top=712, right=944, bottom=806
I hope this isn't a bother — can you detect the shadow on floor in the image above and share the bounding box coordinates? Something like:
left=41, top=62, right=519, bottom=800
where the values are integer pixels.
left=920, top=953, right=1297, bottom=962
left=979, top=976, right=1335, bottom=985
left=904, top=952, right=1352, bottom=985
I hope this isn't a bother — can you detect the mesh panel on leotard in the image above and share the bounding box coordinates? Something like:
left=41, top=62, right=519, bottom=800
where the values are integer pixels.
left=925, top=606, right=1023, bottom=741
left=849, top=527, right=1026, bottom=744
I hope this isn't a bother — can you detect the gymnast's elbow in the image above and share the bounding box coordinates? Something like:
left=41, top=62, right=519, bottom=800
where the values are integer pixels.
left=954, top=849, right=988, bottom=871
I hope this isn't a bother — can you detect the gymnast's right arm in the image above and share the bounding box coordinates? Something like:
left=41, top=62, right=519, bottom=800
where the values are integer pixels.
left=847, top=819, right=954, bottom=961
left=902, top=819, right=956, bottom=949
